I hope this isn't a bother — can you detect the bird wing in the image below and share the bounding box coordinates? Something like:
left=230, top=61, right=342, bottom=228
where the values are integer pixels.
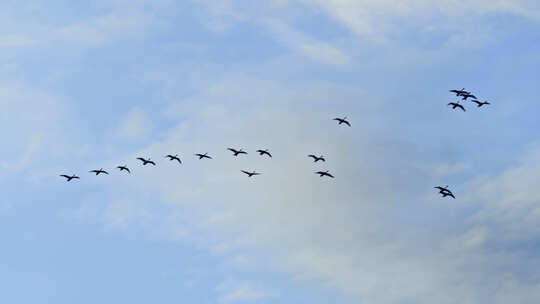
left=104, top=171, right=109, bottom=174
left=60, top=175, right=69, bottom=178
left=176, top=158, right=182, bottom=163
left=308, top=155, right=316, bottom=159
left=241, top=170, right=249, bottom=175
left=458, top=104, right=466, bottom=111
left=73, top=176, right=80, bottom=179
left=227, top=148, right=237, bottom=153
left=149, top=161, right=156, bottom=165
left=448, top=193, right=455, bottom=199
left=137, top=158, right=145, bottom=162
left=326, top=173, right=335, bottom=178
left=344, top=121, right=351, bottom=126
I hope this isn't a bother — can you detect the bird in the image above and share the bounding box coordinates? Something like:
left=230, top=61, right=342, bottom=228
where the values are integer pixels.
left=165, top=154, right=182, bottom=164
left=441, top=192, right=456, bottom=199
left=448, top=102, right=466, bottom=112
left=195, top=153, right=212, bottom=160
left=89, top=168, right=108, bottom=175
left=241, top=170, right=261, bottom=177
left=315, top=171, right=334, bottom=178
left=256, top=149, right=272, bottom=158
left=333, top=116, right=351, bottom=127
left=434, top=185, right=450, bottom=194
left=60, top=174, right=80, bottom=181
left=117, top=165, right=131, bottom=173
left=470, top=100, right=490, bottom=107
left=137, top=157, right=156, bottom=166
left=308, top=155, right=326, bottom=162
left=460, top=93, right=477, bottom=100
left=228, top=148, right=248, bottom=156
left=449, top=88, right=470, bottom=96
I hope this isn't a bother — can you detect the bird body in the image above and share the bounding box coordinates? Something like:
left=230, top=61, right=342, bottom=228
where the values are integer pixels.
left=89, top=168, right=108, bottom=175
left=117, top=165, right=131, bottom=173
left=256, top=149, right=272, bottom=158
left=435, top=185, right=455, bottom=199
left=315, top=170, right=334, bottom=178
left=228, top=148, right=247, bottom=156
left=195, top=153, right=212, bottom=160
left=241, top=170, right=261, bottom=177
left=333, top=117, right=351, bottom=127
left=470, top=100, right=490, bottom=107
left=60, top=174, right=80, bottom=181
left=448, top=102, right=466, bottom=112
left=165, top=154, right=182, bottom=163
left=137, top=157, right=156, bottom=166
left=308, top=154, right=325, bottom=162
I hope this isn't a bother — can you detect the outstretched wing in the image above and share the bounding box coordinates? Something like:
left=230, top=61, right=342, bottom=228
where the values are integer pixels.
left=343, top=120, right=351, bottom=127
left=241, top=170, right=250, bottom=175
left=60, top=175, right=69, bottom=179
left=308, top=155, right=317, bottom=159
left=227, top=148, right=237, bottom=153
left=136, top=157, right=145, bottom=162
left=326, top=173, right=335, bottom=178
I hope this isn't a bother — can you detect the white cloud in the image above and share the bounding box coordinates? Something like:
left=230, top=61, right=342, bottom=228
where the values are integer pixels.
left=216, top=279, right=277, bottom=303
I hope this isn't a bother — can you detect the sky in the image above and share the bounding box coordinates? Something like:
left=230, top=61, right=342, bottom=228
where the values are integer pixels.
left=1, top=0, right=540, bottom=303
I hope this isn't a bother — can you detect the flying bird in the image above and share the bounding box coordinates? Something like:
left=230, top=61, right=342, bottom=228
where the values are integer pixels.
left=89, top=168, right=108, bottom=175
left=333, top=116, right=351, bottom=127
left=256, top=149, right=272, bottom=158
left=449, top=88, right=470, bottom=96
left=470, top=100, right=490, bottom=107
left=448, top=102, right=466, bottom=112
left=195, top=153, right=212, bottom=160
left=117, top=165, right=131, bottom=173
left=165, top=154, right=182, bottom=164
left=441, top=192, right=456, bottom=199
left=228, top=148, right=247, bottom=156
left=315, top=171, right=334, bottom=178
left=460, top=93, right=477, bottom=100
left=435, top=185, right=455, bottom=199
left=241, top=170, right=261, bottom=177
left=308, top=155, right=325, bottom=162
left=60, top=174, right=79, bottom=181
left=137, top=157, right=156, bottom=166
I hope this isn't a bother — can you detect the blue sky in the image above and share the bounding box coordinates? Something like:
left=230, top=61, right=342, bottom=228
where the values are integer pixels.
left=2, top=0, right=540, bottom=303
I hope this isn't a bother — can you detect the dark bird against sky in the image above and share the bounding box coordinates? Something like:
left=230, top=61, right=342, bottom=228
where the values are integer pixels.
left=195, top=153, right=212, bottom=160
left=333, top=117, right=351, bottom=127
left=117, top=165, right=131, bottom=173
left=241, top=170, right=261, bottom=177
left=308, top=155, right=326, bottom=162
left=448, top=102, right=466, bottom=112
left=315, top=170, right=334, bottom=178
left=89, top=168, right=108, bottom=175
left=228, top=148, right=247, bottom=156
left=256, top=149, right=272, bottom=157
left=137, top=157, right=156, bottom=166
left=60, top=174, right=79, bottom=181
left=165, top=154, right=182, bottom=163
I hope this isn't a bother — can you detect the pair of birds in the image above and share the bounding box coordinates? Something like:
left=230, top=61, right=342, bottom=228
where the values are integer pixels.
left=226, top=148, right=272, bottom=158
left=434, top=185, right=455, bottom=199
left=448, top=88, right=490, bottom=111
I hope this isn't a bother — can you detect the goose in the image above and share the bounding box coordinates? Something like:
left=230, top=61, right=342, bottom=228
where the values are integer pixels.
left=308, top=155, right=325, bottom=162
left=195, top=153, right=212, bottom=160
left=449, top=88, right=469, bottom=96
left=241, top=170, right=261, bottom=177
left=256, top=149, right=272, bottom=157
left=165, top=154, right=182, bottom=164
left=470, top=100, right=490, bottom=107
left=333, top=116, right=351, bottom=127
left=117, top=165, right=131, bottom=173
left=89, top=168, right=108, bottom=175
left=60, top=174, right=80, bottom=181
left=136, top=157, right=156, bottom=166
left=448, top=102, right=466, bottom=112
left=228, top=148, right=248, bottom=156
left=315, top=171, right=334, bottom=178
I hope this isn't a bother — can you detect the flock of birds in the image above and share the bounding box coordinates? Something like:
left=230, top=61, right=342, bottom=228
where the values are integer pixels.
left=447, top=88, right=490, bottom=111
left=60, top=116, right=352, bottom=182
left=61, top=92, right=487, bottom=200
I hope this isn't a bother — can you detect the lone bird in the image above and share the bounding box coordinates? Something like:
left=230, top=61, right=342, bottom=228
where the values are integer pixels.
left=470, top=100, right=490, bottom=107
left=333, top=116, right=351, bottom=127
left=448, top=102, right=466, bottom=112
left=256, top=149, right=272, bottom=158
left=195, top=153, right=212, bottom=160
left=228, top=148, right=247, bottom=156
left=241, top=170, right=261, bottom=177
left=308, top=155, right=326, bottom=162
left=60, top=174, right=80, bottom=181
left=117, top=165, right=131, bottom=173
left=165, top=154, right=182, bottom=164
left=434, top=185, right=455, bottom=199
left=137, top=157, right=156, bottom=166
left=460, top=93, right=477, bottom=100
left=315, top=171, right=334, bottom=178
left=449, top=88, right=470, bottom=96
left=89, top=168, right=108, bottom=175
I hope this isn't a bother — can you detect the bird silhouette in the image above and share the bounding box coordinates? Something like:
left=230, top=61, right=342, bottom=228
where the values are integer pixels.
left=315, top=170, right=334, bottom=178
left=137, top=157, right=156, bottom=166
left=333, top=116, right=351, bottom=127
left=308, top=155, right=326, bottom=162
left=449, top=88, right=470, bottom=96
left=460, top=93, right=477, bottom=100
left=60, top=174, right=80, bottom=181
left=195, top=153, right=212, bottom=160
left=256, top=149, right=272, bottom=157
left=165, top=154, right=182, bottom=164
left=89, top=168, right=108, bottom=175
left=435, top=186, right=455, bottom=199
left=470, top=100, right=490, bottom=107
left=228, top=148, right=247, bottom=156
left=448, top=102, right=466, bottom=112
left=241, top=170, right=261, bottom=177
left=441, top=192, right=455, bottom=199
left=117, top=165, right=131, bottom=173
